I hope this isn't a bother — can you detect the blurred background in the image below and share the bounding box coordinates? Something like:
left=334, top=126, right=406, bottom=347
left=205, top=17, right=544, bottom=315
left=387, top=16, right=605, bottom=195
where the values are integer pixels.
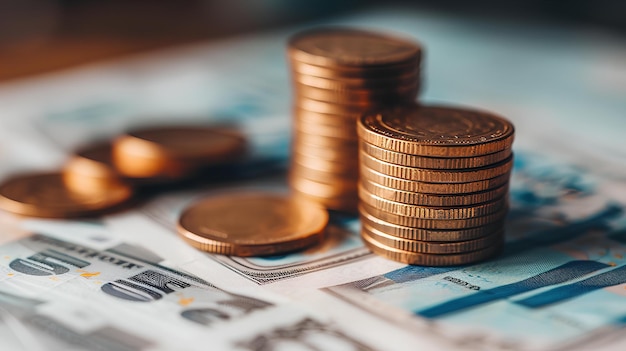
left=1, top=0, right=626, bottom=81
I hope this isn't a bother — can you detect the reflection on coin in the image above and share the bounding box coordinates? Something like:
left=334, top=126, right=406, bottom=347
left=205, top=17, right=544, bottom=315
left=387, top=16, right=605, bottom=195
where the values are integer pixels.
left=290, top=60, right=420, bottom=79
left=359, top=205, right=504, bottom=241
left=113, top=126, right=246, bottom=179
left=63, top=141, right=124, bottom=191
left=362, top=230, right=502, bottom=266
left=358, top=104, right=515, bottom=157
left=177, top=192, right=328, bottom=256
left=288, top=27, right=422, bottom=67
left=292, top=152, right=359, bottom=174
left=292, top=189, right=359, bottom=214
left=360, top=166, right=511, bottom=194
left=359, top=185, right=508, bottom=219
left=289, top=175, right=357, bottom=198
left=0, top=172, right=132, bottom=218
left=360, top=141, right=512, bottom=169
left=360, top=152, right=513, bottom=183
left=362, top=223, right=503, bottom=254
left=360, top=202, right=508, bottom=229
left=361, top=178, right=509, bottom=206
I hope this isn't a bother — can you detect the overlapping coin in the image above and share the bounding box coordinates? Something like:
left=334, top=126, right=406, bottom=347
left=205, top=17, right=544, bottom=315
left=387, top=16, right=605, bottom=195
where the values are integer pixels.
left=287, top=27, right=423, bottom=212
left=357, top=103, right=515, bottom=266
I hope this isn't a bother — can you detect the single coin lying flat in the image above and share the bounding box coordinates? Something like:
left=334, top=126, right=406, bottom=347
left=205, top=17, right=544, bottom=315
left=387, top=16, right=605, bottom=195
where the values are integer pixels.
left=177, top=192, right=328, bottom=256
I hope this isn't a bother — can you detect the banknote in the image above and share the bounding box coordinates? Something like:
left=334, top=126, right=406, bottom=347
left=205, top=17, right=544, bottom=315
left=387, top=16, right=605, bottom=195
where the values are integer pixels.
left=326, top=152, right=626, bottom=351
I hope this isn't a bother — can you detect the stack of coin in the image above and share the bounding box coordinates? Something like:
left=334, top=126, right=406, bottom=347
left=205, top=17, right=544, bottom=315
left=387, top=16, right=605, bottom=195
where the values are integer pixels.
left=357, top=104, right=515, bottom=266
left=0, top=125, right=247, bottom=218
left=287, top=28, right=423, bottom=212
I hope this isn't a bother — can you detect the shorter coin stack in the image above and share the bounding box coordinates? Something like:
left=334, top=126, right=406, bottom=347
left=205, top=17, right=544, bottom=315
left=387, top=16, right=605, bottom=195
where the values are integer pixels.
left=357, top=104, right=515, bottom=266
left=287, top=28, right=422, bottom=212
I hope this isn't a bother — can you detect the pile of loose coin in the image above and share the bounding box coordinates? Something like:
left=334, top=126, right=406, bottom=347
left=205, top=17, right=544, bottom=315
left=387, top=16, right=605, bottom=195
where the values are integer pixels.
left=287, top=28, right=423, bottom=213
left=0, top=126, right=247, bottom=218
left=357, top=104, right=515, bottom=266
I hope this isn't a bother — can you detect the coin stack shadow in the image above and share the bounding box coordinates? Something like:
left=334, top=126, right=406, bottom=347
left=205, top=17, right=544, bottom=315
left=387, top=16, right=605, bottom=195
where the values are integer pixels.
left=357, top=105, right=515, bottom=266
left=286, top=28, right=423, bottom=213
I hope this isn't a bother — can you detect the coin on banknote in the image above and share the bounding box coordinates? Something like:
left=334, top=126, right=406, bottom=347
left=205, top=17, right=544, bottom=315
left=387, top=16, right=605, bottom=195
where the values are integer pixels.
left=362, top=223, right=503, bottom=254
left=0, top=172, right=132, bottom=218
left=359, top=141, right=512, bottom=169
left=113, top=126, right=246, bottom=179
left=357, top=104, right=515, bottom=157
left=361, top=229, right=502, bottom=266
left=288, top=27, right=422, bottom=68
left=177, top=192, right=328, bottom=256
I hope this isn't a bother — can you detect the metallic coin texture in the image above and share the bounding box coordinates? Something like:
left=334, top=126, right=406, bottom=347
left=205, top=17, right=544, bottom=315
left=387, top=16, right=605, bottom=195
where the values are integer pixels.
left=0, top=172, right=132, bottom=218
left=177, top=192, right=328, bottom=256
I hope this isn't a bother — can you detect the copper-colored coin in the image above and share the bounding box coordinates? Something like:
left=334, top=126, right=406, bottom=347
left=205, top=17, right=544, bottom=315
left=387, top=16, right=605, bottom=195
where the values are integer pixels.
left=360, top=152, right=513, bottom=183
left=293, top=120, right=358, bottom=141
left=294, top=108, right=360, bottom=127
left=358, top=185, right=508, bottom=219
left=359, top=205, right=504, bottom=241
left=294, top=74, right=420, bottom=92
left=296, top=97, right=371, bottom=115
left=290, top=176, right=357, bottom=198
left=360, top=166, right=510, bottom=194
left=362, top=230, right=502, bottom=266
left=0, top=172, right=132, bottom=218
left=360, top=141, right=512, bottom=169
left=294, top=83, right=419, bottom=106
left=361, top=178, right=509, bottom=206
left=292, top=141, right=353, bottom=162
left=360, top=202, right=508, bottom=229
left=291, top=161, right=357, bottom=180
left=113, top=126, right=246, bottom=179
left=290, top=60, right=420, bottom=79
left=288, top=27, right=422, bottom=68
left=362, top=223, right=503, bottom=254
left=63, top=141, right=126, bottom=191
left=357, top=104, right=515, bottom=157
left=177, top=192, right=327, bottom=256
left=292, top=151, right=359, bottom=173
left=294, top=131, right=359, bottom=149
left=292, top=188, right=358, bottom=213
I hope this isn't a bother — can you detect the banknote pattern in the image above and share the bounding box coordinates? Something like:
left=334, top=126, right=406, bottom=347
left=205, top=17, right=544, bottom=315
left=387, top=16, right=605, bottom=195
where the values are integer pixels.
left=326, top=152, right=626, bottom=350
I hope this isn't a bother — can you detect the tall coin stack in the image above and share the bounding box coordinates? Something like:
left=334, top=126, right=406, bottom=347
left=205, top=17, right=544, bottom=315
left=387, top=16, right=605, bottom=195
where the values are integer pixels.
left=287, top=28, right=423, bottom=212
left=357, top=104, right=515, bottom=266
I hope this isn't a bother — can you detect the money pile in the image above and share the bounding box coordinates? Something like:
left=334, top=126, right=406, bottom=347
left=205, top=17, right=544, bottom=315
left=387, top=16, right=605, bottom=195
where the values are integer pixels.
left=287, top=28, right=422, bottom=212
left=357, top=104, right=515, bottom=266
left=0, top=126, right=246, bottom=218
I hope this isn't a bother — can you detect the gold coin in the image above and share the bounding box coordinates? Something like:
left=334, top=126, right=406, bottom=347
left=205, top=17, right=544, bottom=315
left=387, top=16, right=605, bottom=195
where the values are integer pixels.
left=361, top=178, right=509, bottom=206
left=288, top=27, right=422, bottom=68
left=362, top=223, right=503, bottom=254
left=0, top=172, right=132, bottom=218
left=293, top=74, right=420, bottom=92
left=292, top=151, right=359, bottom=174
left=360, top=151, right=513, bottom=183
left=360, top=141, right=512, bottom=169
left=63, top=141, right=127, bottom=191
left=357, top=104, right=515, bottom=157
left=290, top=60, right=420, bottom=79
left=177, top=192, right=328, bottom=256
left=291, top=160, right=359, bottom=181
left=292, top=188, right=358, bottom=213
left=113, top=126, right=246, bottom=179
left=293, top=83, right=419, bottom=106
left=293, top=119, right=358, bottom=140
left=360, top=166, right=510, bottom=194
left=289, top=176, right=357, bottom=198
left=358, top=185, right=508, bottom=219
left=359, top=204, right=504, bottom=241
left=360, top=202, right=508, bottom=229
left=293, top=131, right=359, bottom=149
left=362, top=230, right=503, bottom=266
